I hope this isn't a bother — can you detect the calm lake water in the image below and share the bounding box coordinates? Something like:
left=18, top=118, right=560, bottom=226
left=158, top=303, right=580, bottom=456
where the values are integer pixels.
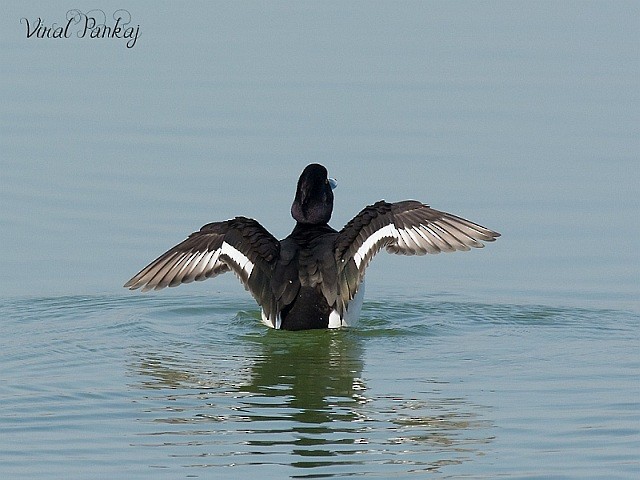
left=1, top=2, right=639, bottom=479
left=2, top=293, right=638, bottom=479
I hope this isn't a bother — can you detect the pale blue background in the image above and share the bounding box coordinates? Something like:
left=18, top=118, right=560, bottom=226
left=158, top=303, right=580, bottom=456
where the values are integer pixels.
left=2, top=1, right=638, bottom=310
left=1, top=2, right=639, bottom=479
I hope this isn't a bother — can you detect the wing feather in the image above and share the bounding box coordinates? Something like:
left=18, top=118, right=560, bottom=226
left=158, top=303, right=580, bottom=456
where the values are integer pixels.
left=124, top=217, right=280, bottom=321
left=335, top=200, right=500, bottom=303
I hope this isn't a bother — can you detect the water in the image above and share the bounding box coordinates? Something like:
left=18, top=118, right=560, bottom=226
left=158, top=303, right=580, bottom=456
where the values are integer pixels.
left=1, top=1, right=639, bottom=479
left=1, top=294, right=637, bottom=478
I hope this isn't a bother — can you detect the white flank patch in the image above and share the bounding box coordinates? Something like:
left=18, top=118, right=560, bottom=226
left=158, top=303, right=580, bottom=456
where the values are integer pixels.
left=353, top=224, right=397, bottom=268
left=328, top=281, right=365, bottom=328
left=261, top=310, right=282, bottom=329
left=261, top=309, right=274, bottom=328
left=220, top=242, right=254, bottom=277
left=328, top=309, right=342, bottom=329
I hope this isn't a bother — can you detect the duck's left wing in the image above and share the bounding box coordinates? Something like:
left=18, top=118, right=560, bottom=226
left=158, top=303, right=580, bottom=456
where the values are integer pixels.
left=334, top=200, right=500, bottom=302
left=124, top=216, right=280, bottom=319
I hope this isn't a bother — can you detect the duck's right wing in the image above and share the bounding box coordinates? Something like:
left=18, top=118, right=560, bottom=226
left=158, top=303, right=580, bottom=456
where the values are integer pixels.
left=124, top=216, right=281, bottom=323
left=334, top=200, right=500, bottom=308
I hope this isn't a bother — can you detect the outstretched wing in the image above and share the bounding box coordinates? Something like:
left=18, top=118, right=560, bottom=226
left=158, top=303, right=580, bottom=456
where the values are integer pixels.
left=334, top=200, right=500, bottom=304
left=124, top=216, right=280, bottom=322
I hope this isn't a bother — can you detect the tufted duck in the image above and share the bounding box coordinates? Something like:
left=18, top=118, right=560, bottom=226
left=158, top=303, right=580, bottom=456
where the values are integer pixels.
left=125, top=164, right=500, bottom=330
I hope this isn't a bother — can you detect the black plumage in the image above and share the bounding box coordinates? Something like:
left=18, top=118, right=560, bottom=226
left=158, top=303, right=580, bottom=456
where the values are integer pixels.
left=125, top=164, right=500, bottom=330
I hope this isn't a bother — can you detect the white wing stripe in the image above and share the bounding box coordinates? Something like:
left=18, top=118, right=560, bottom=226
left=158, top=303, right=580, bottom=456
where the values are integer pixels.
left=353, top=224, right=397, bottom=268
left=220, top=241, right=255, bottom=277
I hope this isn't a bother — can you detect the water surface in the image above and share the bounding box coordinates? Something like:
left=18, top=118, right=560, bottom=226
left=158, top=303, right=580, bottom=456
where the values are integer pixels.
left=1, top=1, right=638, bottom=478
left=2, top=294, right=637, bottom=478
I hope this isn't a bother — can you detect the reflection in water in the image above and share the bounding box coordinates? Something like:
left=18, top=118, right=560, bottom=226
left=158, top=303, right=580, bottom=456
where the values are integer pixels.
left=131, top=326, right=493, bottom=476
left=239, top=331, right=366, bottom=420
left=236, top=331, right=368, bottom=468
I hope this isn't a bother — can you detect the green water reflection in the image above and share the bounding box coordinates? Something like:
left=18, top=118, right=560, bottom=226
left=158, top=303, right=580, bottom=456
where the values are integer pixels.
left=132, top=327, right=492, bottom=475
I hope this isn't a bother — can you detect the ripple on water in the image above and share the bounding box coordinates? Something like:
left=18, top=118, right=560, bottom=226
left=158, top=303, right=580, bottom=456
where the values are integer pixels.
left=1, top=294, right=637, bottom=479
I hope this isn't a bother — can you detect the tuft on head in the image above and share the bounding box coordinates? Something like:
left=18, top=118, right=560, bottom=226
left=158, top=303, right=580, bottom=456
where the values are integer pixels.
left=291, top=164, right=335, bottom=225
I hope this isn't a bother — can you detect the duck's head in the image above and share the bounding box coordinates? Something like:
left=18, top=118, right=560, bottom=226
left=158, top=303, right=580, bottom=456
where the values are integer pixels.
left=291, top=163, right=338, bottom=225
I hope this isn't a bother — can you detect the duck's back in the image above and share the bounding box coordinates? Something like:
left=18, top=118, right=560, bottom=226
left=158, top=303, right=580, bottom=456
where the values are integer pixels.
left=274, top=224, right=340, bottom=330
